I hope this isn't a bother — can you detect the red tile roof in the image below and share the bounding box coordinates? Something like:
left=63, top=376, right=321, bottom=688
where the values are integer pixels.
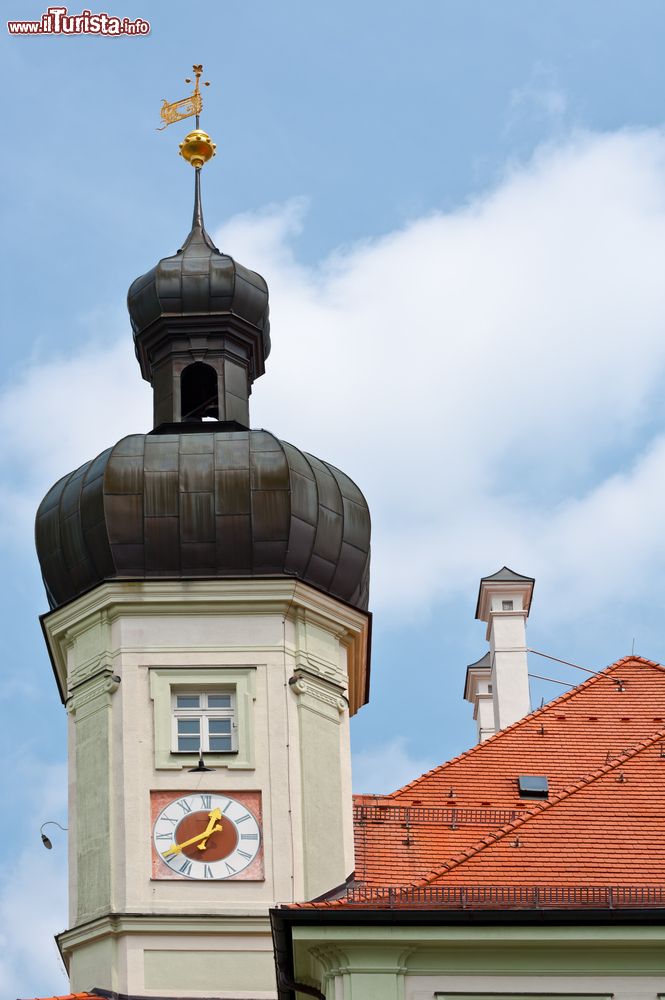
left=298, top=655, right=665, bottom=910
left=18, top=995, right=96, bottom=1000
left=417, top=728, right=665, bottom=887
left=351, top=656, right=665, bottom=889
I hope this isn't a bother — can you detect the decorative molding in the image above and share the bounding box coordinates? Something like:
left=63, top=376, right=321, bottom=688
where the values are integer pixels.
left=289, top=672, right=347, bottom=715
left=57, top=910, right=272, bottom=952
left=69, top=654, right=116, bottom=691
left=67, top=668, right=120, bottom=717
left=42, top=579, right=369, bottom=713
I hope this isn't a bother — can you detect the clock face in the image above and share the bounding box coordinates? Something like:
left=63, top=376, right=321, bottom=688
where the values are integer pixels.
left=152, top=792, right=262, bottom=880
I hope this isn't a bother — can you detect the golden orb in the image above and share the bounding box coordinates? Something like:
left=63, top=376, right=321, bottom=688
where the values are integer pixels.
left=179, top=129, right=217, bottom=168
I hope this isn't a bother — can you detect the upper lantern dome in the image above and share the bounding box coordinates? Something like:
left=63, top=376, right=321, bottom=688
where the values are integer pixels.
left=127, top=177, right=271, bottom=358
left=127, top=171, right=271, bottom=430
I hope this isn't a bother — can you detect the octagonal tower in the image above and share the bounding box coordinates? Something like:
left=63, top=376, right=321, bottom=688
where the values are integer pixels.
left=35, top=85, right=371, bottom=999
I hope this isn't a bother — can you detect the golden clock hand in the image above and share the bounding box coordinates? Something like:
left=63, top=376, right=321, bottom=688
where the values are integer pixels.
left=205, top=807, right=222, bottom=831
left=162, top=823, right=222, bottom=857
left=192, top=821, right=223, bottom=851
left=162, top=807, right=222, bottom=857
left=195, top=807, right=222, bottom=849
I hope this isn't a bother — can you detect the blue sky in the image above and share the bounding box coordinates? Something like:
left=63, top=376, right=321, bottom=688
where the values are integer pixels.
left=5, top=1, right=665, bottom=994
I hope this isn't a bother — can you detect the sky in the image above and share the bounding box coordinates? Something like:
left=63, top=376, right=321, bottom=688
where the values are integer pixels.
left=4, top=0, right=665, bottom=994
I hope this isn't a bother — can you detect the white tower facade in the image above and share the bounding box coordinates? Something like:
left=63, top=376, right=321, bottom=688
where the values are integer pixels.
left=463, top=652, right=495, bottom=741
left=42, top=580, right=368, bottom=997
left=474, top=567, right=534, bottom=733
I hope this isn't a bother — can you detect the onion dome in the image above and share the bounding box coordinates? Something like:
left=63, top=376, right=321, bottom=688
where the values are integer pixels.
left=35, top=116, right=371, bottom=615
left=128, top=169, right=271, bottom=379
left=35, top=429, right=370, bottom=611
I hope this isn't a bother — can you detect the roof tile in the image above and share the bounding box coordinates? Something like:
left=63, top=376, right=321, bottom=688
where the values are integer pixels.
left=349, top=656, right=665, bottom=894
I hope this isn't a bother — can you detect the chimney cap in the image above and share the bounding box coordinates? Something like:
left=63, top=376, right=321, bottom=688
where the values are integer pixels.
left=464, top=651, right=492, bottom=702
left=475, top=566, right=535, bottom=621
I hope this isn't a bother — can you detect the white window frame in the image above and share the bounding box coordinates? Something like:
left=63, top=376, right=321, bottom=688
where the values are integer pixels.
left=171, top=689, right=237, bottom=754
left=149, top=666, right=256, bottom=771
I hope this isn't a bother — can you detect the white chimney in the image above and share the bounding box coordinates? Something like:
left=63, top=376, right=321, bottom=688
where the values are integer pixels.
left=464, top=652, right=495, bottom=742
left=475, top=567, right=534, bottom=732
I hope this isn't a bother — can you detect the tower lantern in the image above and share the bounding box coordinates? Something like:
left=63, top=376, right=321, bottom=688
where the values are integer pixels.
left=34, top=68, right=371, bottom=998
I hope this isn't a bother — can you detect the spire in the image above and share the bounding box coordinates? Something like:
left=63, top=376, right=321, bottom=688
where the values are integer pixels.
left=179, top=166, right=218, bottom=253
left=128, top=66, right=270, bottom=429
left=157, top=63, right=218, bottom=253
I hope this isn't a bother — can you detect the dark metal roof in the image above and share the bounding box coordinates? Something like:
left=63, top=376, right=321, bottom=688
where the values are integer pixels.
left=480, top=566, right=535, bottom=585
left=127, top=171, right=270, bottom=359
left=466, top=651, right=491, bottom=671
left=475, top=566, right=535, bottom=619
left=463, top=650, right=492, bottom=701
left=35, top=428, right=370, bottom=612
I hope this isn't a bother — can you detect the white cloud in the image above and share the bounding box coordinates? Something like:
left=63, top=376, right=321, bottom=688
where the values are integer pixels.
left=352, top=737, right=434, bottom=794
left=5, top=128, right=665, bottom=627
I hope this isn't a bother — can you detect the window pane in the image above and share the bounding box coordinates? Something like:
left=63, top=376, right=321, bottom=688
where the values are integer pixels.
left=209, top=718, right=232, bottom=735
left=178, top=736, right=200, bottom=752
left=177, top=718, right=200, bottom=734
left=176, top=695, right=200, bottom=709
left=210, top=736, right=233, bottom=752
left=208, top=694, right=231, bottom=708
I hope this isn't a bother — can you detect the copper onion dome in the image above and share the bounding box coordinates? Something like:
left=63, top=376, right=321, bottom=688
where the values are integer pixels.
left=35, top=115, right=370, bottom=615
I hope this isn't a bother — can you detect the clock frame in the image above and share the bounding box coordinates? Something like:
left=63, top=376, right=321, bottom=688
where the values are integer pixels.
left=150, top=789, right=263, bottom=881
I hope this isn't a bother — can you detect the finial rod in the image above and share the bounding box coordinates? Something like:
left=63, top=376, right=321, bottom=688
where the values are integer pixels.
left=192, top=168, right=204, bottom=231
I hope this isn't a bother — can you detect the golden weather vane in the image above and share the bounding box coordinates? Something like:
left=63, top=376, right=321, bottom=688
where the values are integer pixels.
left=157, top=64, right=209, bottom=130
left=157, top=64, right=217, bottom=170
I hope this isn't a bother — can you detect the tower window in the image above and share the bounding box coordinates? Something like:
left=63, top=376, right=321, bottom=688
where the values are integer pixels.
left=180, top=362, right=219, bottom=421
left=502, top=600, right=514, bottom=611
left=172, top=690, right=236, bottom=753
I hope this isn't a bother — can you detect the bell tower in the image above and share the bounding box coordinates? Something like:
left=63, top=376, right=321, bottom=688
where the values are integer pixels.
left=35, top=68, right=371, bottom=999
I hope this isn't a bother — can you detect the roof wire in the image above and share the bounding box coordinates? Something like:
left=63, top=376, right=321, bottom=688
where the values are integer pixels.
left=527, top=648, right=598, bottom=676
left=528, top=672, right=576, bottom=688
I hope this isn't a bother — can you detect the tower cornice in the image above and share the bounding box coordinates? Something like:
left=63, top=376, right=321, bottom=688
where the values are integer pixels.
left=42, top=578, right=371, bottom=716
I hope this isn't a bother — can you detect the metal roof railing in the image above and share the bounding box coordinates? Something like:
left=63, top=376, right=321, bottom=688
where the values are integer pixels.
left=354, top=805, right=519, bottom=827
left=344, top=885, right=665, bottom=909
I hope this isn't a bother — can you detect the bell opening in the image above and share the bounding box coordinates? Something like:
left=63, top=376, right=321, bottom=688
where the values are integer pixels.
left=181, top=362, right=219, bottom=421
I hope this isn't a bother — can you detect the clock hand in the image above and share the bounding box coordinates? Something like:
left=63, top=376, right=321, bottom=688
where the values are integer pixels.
left=162, top=823, right=222, bottom=857
left=196, top=818, right=224, bottom=850
left=197, top=807, right=222, bottom=848
left=162, top=808, right=223, bottom=858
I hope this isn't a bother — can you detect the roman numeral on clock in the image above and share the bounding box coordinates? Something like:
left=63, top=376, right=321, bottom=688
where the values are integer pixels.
left=203, top=864, right=213, bottom=878
left=241, top=833, right=259, bottom=840
left=179, top=859, right=192, bottom=876
left=178, top=799, right=192, bottom=813
left=237, top=849, right=252, bottom=861
left=200, top=794, right=211, bottom=809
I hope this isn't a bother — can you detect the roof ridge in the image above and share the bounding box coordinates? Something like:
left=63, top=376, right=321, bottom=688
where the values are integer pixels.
left=408, top=724, right=665, bottom=887
left=386, top=655, right=665, bottom=798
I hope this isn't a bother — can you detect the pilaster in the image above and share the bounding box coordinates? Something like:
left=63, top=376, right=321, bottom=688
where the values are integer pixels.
left=67, top=666, right=121, bottom=924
